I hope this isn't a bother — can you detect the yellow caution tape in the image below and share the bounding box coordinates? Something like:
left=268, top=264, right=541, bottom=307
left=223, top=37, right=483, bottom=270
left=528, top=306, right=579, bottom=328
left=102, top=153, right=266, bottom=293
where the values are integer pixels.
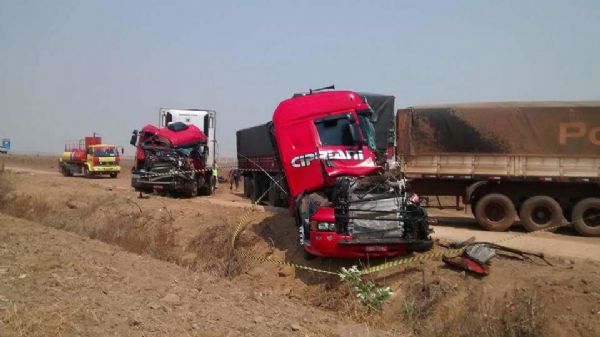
left=229, top=181, right=338, bottom=276
left=230, top=185, right=583, bottom=277
left=359, top=222, right=570, bottom=275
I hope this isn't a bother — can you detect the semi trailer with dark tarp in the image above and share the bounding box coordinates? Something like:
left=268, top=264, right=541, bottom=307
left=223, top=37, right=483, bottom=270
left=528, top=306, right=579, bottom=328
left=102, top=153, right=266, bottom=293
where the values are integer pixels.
left=396, top=101, right=600, bottom=236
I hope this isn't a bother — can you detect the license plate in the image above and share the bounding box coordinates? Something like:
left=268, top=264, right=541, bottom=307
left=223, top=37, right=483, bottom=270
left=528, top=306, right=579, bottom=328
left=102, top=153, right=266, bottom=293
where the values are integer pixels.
left=365, top=246, right=388, bottom=252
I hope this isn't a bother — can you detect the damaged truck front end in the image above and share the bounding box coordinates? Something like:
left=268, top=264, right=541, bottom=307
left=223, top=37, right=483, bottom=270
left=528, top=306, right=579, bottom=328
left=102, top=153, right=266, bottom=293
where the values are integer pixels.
left=131, top=122, right=212, bottom=197
left=296, top=175, right=432, bottom=258
left=273, top=90, right=433, bottom=259
left=133, top=146, right=200, bottom=196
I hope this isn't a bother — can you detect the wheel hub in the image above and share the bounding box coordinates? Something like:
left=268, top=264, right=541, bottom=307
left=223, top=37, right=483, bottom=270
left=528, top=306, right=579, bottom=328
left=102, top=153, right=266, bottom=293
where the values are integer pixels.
left=532, top=206, right=552, bottom=225
left=583, top=207, right=600, bottom=227
left=485, top=202, right=506, bottom=222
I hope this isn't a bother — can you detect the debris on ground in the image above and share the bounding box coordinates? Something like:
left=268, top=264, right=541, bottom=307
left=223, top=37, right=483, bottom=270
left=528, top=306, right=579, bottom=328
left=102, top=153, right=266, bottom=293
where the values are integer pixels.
left=442, top=241, right=552, bottom=276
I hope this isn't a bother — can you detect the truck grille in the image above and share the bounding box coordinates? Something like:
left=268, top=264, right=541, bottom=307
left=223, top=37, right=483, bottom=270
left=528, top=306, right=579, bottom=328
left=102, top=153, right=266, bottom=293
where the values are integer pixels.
left=348, top=194, right=405, bottom=238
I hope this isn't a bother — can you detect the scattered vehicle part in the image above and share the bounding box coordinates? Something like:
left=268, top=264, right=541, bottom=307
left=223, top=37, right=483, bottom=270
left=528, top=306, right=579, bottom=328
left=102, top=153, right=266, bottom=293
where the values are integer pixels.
left=442, top=255, right=490, bottom=276
left=465, top=244, right=496, bottom=264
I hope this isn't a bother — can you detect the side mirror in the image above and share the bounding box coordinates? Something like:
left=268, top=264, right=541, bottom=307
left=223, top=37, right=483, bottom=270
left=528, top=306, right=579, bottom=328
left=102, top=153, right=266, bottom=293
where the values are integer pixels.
left=129, top=130, right=138, bottom=146
left=121, top=147, right=124, bottom=155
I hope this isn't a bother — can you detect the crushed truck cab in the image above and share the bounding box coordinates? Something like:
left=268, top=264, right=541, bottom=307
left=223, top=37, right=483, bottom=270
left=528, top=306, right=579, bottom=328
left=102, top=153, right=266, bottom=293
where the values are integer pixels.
left=240, top=89, right=433, bottom=259
left=130, top=122, right=215, bottom=197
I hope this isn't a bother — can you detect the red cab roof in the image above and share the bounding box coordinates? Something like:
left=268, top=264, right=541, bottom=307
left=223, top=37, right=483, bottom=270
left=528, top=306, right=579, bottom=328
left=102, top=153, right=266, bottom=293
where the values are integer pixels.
left=141, top=123, right=207, bottom=147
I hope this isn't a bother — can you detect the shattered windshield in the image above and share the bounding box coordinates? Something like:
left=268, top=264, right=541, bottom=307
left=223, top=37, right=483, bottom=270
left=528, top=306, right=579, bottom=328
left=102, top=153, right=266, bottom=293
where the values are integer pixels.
left=314, top=114, right=355, bottom=146
left=358, top=112, right=376, bottom=150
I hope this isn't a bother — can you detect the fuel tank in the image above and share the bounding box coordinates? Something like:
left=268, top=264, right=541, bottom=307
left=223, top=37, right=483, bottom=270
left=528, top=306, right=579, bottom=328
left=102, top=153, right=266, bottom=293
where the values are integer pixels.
left=61, top=149, right=87, bottom=163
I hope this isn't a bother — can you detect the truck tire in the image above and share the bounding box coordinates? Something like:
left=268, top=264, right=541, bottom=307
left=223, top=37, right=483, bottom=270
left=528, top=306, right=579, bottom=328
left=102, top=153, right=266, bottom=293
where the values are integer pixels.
left=519, top=196, right=563, bottom=232
left=251, top=173, right=266, bottom=203
left=474, top=193, right=516, bottom=231
left=294, top=207, right=316, bottom=261
left=243, top=176, right=253, bottom=198
left=571, top=198, right=600, bottom=236
left=61, top=165, right=72, bottom=177
left=187, top=179, right=198, bottom=198
left=83, top=166, right=90, bottom=178
left=268, top=177, right=285, bottom=207
left=109, top=172, right=118, bottom=178
left=244, top=176, right=252, bottom=198
left=198, top=175, right=214, bottom=196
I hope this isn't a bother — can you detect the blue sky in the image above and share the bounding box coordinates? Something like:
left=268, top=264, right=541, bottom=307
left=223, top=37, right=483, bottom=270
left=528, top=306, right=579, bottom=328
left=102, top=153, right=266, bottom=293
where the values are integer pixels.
left=1, top=0, right=599, bottom=155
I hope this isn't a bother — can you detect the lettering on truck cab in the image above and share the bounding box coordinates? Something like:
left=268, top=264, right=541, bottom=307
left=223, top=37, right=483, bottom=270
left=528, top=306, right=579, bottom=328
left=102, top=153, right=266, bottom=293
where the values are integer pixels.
left=559, top=122, right=600, bottom=146
left=291, top=150, right=364, bottom=168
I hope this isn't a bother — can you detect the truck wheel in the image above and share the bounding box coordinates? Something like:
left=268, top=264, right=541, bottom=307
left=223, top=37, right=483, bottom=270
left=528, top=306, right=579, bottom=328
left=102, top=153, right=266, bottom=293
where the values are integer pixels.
left=244, top=176, right=253, bottom=198
left=571, top=198, right=600, bottom=236
left=109, top=173, right=118, bottom=178
left=83, top=166, right=90, bottom=178
left=294, top=207, right=316, bottom=260
left=61, top=165, right=72, bottom=177
left=268, top=180, right=285, bottom=207
left=519, top=196, right=563, bottom=232
left=251, top=174, right=264, bottom=203
left=187, top=180, right=198, bottom=198
left=474, top=193, right=516, bottom=231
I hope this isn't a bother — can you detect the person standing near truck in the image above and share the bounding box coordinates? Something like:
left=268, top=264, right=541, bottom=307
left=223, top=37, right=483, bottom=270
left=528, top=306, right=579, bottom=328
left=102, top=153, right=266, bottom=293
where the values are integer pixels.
left=212, top=164, right=219, bottom=190
left=229, top=167, right=240, bottom=191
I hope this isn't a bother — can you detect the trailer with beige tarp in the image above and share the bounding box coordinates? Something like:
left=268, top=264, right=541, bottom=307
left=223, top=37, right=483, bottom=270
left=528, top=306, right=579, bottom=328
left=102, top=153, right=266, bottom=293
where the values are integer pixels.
left=396, top=101, right=600, bottom=236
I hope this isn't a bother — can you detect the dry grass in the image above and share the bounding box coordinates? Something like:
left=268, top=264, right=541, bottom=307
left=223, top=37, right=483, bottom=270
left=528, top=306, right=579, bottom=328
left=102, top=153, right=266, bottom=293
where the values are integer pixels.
left=403, top=284, right=547, bottom=337
left=0, top=174, right=180, bottom=268
left=2, top=302, right=83, bottom=337
left=0, top=193, right=51, bottom=222
left=0, top=168, right=14, bottom=200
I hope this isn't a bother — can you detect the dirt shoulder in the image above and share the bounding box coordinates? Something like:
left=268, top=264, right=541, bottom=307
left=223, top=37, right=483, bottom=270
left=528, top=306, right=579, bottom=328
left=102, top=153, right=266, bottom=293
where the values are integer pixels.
left=0, top=214, right=384, bottom=337
left=427, top=208, right=600, bottom=262
left=2, top=157, right=600, bottom=336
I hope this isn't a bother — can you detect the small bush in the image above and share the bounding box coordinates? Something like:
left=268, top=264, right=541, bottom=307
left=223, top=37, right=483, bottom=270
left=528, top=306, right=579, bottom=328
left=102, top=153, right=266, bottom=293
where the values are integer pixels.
left=339, top=265, right=393, bottom=311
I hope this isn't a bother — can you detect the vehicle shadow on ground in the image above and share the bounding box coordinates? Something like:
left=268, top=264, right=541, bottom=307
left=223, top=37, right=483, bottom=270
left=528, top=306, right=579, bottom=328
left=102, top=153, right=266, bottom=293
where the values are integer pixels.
left=433, top=215, right=579, bottom=236
left=64, top=175, right=117, bottom=180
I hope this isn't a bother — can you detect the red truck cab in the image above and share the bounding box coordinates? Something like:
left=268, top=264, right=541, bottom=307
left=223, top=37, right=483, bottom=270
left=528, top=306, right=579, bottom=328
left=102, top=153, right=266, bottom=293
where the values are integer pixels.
left=270, top=90, right=432, bottom=258
left=130, top=122, right=216, bottom=197
left=274, top=91, right=380, bottom=196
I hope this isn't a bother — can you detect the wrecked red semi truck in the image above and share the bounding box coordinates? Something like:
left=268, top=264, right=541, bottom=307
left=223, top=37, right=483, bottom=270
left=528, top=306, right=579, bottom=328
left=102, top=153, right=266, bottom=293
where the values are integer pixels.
left=130, top=122, right=215, bottom=197
left=237, top=89, right=433, bottom=259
